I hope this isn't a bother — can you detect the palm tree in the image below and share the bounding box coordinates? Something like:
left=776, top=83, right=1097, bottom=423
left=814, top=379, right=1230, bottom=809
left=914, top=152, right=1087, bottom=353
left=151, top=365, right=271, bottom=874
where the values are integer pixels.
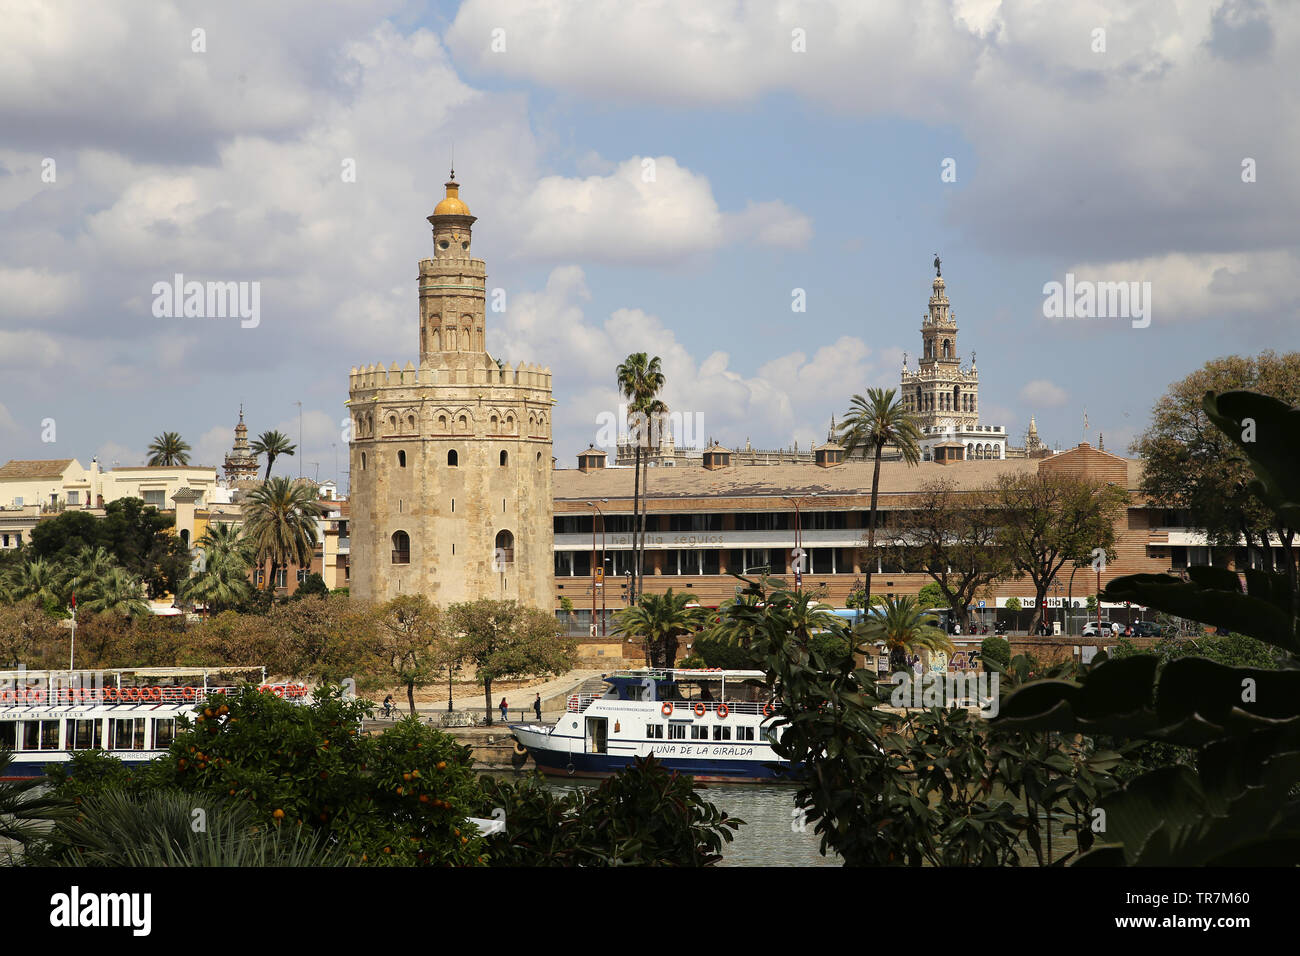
left=837, top=388, right=922, bottom=608
left=0, top=752, right=73, bottom=858
left=5, top=558, right=64, bottom=606
left=242, top=477, right=321, bottom=592
left=611, top=588, right=704, bottom=668
left=250, top=430, right=296, bottom=482
left=182, top=523, right=253, bottom=613
left=856, top=594, right=953, bottom=673
left=79, top=567, right=150, bottom=618
left=147, top=432, right=191, bottom=466
left=616, top=353, right=666, bottom=602
left=65, top=546, right=117, bottom=600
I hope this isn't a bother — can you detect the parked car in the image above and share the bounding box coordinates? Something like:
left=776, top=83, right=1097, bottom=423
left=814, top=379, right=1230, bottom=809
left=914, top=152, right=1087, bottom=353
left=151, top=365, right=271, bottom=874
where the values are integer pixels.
left=1081, top=620, right=1119, bottom=638
left=1131, top=621, right=1162, bottom=637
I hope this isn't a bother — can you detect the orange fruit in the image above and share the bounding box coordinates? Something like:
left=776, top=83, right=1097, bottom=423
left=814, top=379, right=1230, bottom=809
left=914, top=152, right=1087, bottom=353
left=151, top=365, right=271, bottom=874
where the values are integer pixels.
left=272, top=809, right=285, bottom=821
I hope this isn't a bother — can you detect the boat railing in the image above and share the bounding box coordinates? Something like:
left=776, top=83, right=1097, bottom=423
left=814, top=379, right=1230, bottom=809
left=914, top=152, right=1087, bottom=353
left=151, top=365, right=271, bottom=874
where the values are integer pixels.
left=0, top=682, right=309, bottom=707
left=564, top=694, right=776, bottom=717
left=566, top=693, right=603, bottom=713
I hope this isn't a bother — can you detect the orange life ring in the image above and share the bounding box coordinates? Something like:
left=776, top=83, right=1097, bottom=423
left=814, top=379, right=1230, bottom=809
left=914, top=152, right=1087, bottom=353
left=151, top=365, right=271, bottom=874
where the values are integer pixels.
left=717, top=703, right=729, bottom=719
left=661, top=701, right=673, bottom=716
left=183, top=687, right=195, bottom=700
left=105, top=687, right=118, bottom=702
left=273, top=686, right=285, bottom=698
left=763, top=702, right=775, bottom=717
left=127, top=687, right=141, bottom=702
left=33, top=689, right=45, bottom=703
left=693, top=702, right=706, bottom=717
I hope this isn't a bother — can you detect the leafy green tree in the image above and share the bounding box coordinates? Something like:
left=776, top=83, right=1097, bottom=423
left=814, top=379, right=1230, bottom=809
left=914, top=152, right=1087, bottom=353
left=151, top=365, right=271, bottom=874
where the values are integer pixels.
left=293, top=573, right=329, bottom=599
left=992, top=472, right=1128, bottom=635
left=611, top=588, right=705, bottom=668
left=1133, top=351, right=1300, bottom=570
left=837, top=387, right=922, bottom=607
left=370, top=595, right=452, bottom=714
left=0, top=598, right=64, bottom=667
left=263, top=594, right=374, bottom=684
left=886, top=481, right=1012, bottom=629
left=250, top=429, right=297, bottom=482
left=447, top=599, right=576, bottom=726
left=242, top=477, right=321, bottom=591
left=916, top=581, right=944, bottom=609
left=146, top=431, right=192, bottom=466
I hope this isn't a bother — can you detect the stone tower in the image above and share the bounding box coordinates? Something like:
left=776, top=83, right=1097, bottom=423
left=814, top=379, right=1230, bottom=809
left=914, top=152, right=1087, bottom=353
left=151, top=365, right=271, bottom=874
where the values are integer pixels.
left=347, top=174, right=554, bottom=608
left=222, top=406, right=259, bottom=486
left=901, top=263, right=1006, bottom=460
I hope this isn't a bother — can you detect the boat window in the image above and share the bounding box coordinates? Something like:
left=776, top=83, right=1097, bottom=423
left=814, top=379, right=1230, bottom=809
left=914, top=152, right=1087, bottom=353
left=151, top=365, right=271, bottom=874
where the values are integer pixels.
left=712, top=725, right=731, bottom=741
left=154, top=718, right=176, bottom=750
left=69, top=719, right=101, bottom=750
left=668, top=723, right=686, bottom=739
left=110, top=718, right=146, bottom=751
left=25, top=720, right=61, bottom=750
left=645, top=724, right=664, bottom=739
left=690, top=725, right=709, bottom=740
left=762, top=725, right=781, bottom=744
left=736, top=726, right=755, bottom=741
left=0, top=721, right=15, bottom=750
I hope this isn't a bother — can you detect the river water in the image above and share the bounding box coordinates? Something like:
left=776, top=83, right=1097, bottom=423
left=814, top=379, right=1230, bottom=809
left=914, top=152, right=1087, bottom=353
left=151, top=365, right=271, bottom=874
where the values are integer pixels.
left=535, top=777, right=1081, bottom=867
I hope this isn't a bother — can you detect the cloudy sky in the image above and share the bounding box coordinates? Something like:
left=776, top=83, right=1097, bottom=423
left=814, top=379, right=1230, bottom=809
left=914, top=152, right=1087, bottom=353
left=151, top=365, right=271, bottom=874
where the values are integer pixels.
left=1, top=0, right=1295, bottom=488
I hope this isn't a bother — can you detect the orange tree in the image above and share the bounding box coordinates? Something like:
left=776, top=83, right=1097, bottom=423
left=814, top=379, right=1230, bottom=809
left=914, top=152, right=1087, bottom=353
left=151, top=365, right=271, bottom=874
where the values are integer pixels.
left=46, top=685, right=487, bottom=866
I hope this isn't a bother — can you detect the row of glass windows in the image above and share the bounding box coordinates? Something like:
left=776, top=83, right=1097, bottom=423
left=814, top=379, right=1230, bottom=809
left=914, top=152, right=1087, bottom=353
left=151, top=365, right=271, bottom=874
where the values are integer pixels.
left=645, top=723, right=758, bottom=741
left=0, top=718, right=176, bottom=752
left=361, top=449, right=546, bottom=470
left=554, top=548, right=863, bottom=576
left=554, top=512, right=853, bottom=534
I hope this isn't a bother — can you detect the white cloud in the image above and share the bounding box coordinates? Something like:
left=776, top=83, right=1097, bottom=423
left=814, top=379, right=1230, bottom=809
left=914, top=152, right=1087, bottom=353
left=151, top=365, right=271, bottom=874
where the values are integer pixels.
left=492, top=266, right=893, bottom=456
left=1019, top=379, right=1069, bottom=408
left=0, top=267, right=82, bottom=318
left=0, top=330, right=64, bottom=369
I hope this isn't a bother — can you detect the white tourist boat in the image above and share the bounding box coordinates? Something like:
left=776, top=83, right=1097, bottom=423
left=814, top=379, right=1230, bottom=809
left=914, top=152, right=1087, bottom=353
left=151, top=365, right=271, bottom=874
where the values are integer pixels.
left=510, top=668, right=796, bottom=783
left=0, top=667, right=308, bottom=780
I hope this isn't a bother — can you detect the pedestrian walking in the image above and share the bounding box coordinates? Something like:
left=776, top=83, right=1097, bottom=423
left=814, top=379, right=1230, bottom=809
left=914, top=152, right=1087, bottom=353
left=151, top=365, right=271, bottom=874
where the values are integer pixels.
left=499, top=697, right=508, bottom=723
left=533, top=693, right=542, bottom=720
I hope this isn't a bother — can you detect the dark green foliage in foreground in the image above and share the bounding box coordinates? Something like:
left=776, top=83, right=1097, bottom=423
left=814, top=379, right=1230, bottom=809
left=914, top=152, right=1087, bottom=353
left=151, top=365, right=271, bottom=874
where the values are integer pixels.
left=479, top=755, right=741, bottom=866
left=996, top=391, right=1300, bottom=865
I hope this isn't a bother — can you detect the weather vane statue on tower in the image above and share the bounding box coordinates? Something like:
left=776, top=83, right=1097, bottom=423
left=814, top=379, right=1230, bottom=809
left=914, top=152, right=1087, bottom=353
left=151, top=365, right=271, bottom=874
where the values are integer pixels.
left=933, top=253, right=942, bottom=278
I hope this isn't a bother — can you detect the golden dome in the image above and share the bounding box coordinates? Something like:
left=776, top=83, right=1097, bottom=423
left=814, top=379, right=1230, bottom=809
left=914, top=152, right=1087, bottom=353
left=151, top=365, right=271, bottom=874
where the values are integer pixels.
left=433, top=171, right=471, bottom=216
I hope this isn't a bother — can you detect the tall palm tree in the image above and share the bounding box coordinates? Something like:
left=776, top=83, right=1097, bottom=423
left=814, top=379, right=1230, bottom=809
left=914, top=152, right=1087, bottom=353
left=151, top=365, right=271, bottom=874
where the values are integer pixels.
left=242, top=477, right=321, bottom=592
left=616, top=353, right=666, bottom=602
left=250, top=430, right=296, bottom=482
left=182, top=522, right=253, bottom=613
left=838, top=388, right=922, bottom=608
left=611, top=588, right=705, bottom=669
left=855, top=594, right=953, bottom=673
left=79, top=567, right=150, bottom=617
left=147, top=432, right=192, bottom=466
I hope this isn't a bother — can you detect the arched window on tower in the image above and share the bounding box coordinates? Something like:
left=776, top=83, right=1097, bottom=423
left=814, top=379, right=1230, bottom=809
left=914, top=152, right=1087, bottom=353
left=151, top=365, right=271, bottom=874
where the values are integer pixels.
left=391, top=531, right=410, bottom=564
left=500, top=450, right=508, bottom=467
left=398, top=450, right=406, bottom=468
left=494, top=529, right=515, bottom=566
left=447, top=449, right=458, bottom=467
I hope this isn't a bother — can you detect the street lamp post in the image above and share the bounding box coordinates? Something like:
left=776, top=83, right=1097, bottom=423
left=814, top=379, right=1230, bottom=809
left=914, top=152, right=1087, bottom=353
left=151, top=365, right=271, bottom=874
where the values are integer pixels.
left=783, top=493, right=819, bottom=590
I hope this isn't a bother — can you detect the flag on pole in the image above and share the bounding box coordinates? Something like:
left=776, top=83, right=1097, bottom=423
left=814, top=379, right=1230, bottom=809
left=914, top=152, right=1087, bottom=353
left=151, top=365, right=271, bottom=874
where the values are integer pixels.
left=70, top=592, right=76, bottom=610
